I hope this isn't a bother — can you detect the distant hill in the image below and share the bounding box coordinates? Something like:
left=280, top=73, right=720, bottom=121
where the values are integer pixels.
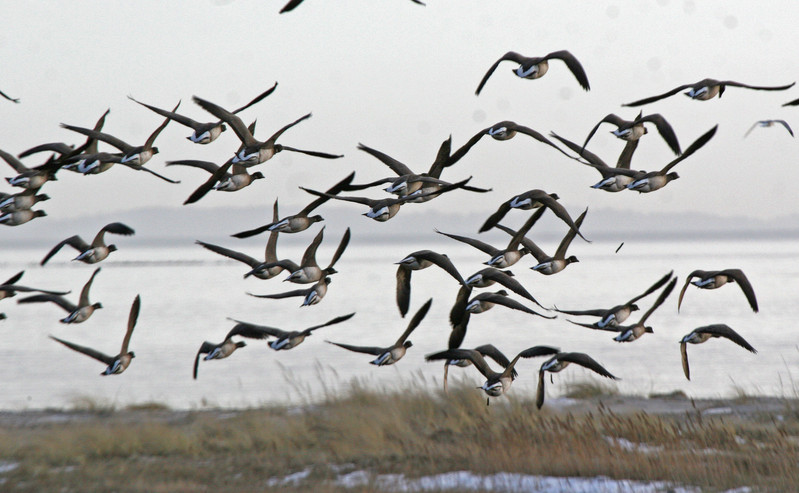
left=2, top=204, right=798, bottom=249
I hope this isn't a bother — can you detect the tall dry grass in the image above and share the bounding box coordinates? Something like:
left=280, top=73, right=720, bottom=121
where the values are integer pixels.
left=0, top=378, right=797, bottom=492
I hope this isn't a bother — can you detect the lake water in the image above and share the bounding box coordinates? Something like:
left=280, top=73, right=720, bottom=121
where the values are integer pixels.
left=1, top=237, right=797, bottom=411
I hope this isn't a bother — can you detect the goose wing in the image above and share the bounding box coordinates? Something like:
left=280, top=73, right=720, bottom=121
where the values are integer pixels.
left=659, top=125, right=717, bottom=174
left=326, top=341, right=385, bottom=356
left=192, top=95, right=256, bottom=147
left=226, top=319, right=286, bottom=339
left=93, top=222, right=135, bottom=247
left=696, top=324, right=757, bottom=353
left=78, top=268, right=101, bottom=307
left=720, top=269, right=758, bottom=312
left=625, top=270, right=674, bottom=306
left=545, top=50, right=590, bottom=90
left=396, top=297, right=433, bottom=345
left=302, top=312, right=356, bottom=335
left=558, top=352, right=619, bottom=379
left=193, top=341, right=217, bottom=380
left=50, top=336, right=115, bottom=365
left=638, top=277, right=677, bottom=325
left=475, top=51, right=527, bottom=95
left=195, top=240, right=259, bottom=268
left=622, top=82, right=695, bottom=107
left=357, top=143, right=414, bottom=176
left=119, top=294, right=140, bottom=354
left=17, top=293, right=76, bottom=313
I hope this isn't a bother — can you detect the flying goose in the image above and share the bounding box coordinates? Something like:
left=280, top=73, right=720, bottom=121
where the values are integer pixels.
left=436, top=206, right=547, bottom=268
left=192, top=95, right=342, bottom=166
left=247, top=276, right=332, bottom=307
left=2, top=147, right=61, bottom=189
left=40, top=222, right=135, bottom=265
left=536, top=351, right=619, bottom=409
left=0, top=209, right=47, bottom=226
left=581, top=111, right=682, bottom=155
left=475, top=50, right=590, bottom=95
left=447, top=121, right=578, bottom=165
left=425, top=343, right=518, bottom=393
left=555, top=271, right=674, bottom=328
left=550, top=131, right=640, bottom=192
left=427, top=345, right=561, bottom=404
left=226, top=312, right=355, bottom=352
left=254, top=227, right=351, bottom=284
left=128, top=83, right=277, bottom=144
left=677, top=269, right=758, bottom=313
left=167, top=159, right=264, bottom=205
left=479, top=188, right=589, bottom=241
left=495, top=208, right=587, bottom=275
left=622, top=78, right=795, bottom=106
left=0, top=188, right=50, bottom=212
left=192, top=319, right=280, bottom=379
left=395, top=249, right=465, bottom=317
left=60, top=102, right=180, bottom=179
left=618, top=125, right=718, bottom=193
left=744, top=120, right=793, bottom=138
left=232, top=172, right=354, bottom=237
left=49, top=294, right=141, bottom=375
left=567, top=277, right=677, bottom=342
left=346, top=140, right=490, bottom=198
left=326, top=298, right=431, bottom=366
left=17, top=267, right=103, bottom=324
left=196, top=200, right=288, bottom=280
left=679, top=324, right=757, bottom=381
left=301, top=176, right=472, bottom=222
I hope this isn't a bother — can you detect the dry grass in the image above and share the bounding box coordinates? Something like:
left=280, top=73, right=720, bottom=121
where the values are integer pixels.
left=0, top=381, right=797, bottom=492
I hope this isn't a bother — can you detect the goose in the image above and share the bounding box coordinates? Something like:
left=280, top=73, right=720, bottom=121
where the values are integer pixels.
left=479, top=188, right=589, bottom=241
left=192, top=95, right=342, bottom=166
left=567, top=277, right=677, bottom=342
left=744, top=120, right=793, bottom=138
left=60, top=101, right=179, bottom=169
left=447, top=120, right=578, bottom=165
left=247, top=276, right=332, bottom=307
left=49, top=294, right=141, bottom=375
left=40, top=222, right=135, bottom=265
left=555, top=271, right=674, bottom=328
left=232, top=172, right=354, bottom=237
left=425, top=343, right=518, bottom=393
left=167, top=158, right=264, bottom=205
left=227, top=312, right=355, bottom=352
left=2, top=148, right=61, bottom=189
left=679, top=324, right=757, bottom=381
left=0, top=209, right=46, bottom=226
left=436, top=206, right=547, bottom=268
left=536, top=352, right=619, bottom=409
left=550, top=131, right=640, bottom=192
left=621, top=126, right=718, bottom=193
left=581, top=111, right=681, bottom=155
left=496, top=208, right=587, bottom=275
left=196, top=200, right=288, bottom=280
left=17, top=267, right=102, bottom=324
left=346, top=140, right=490, bottom=198
left=192, top=319, right=278, bottom=379
left=475, top=50, right=590, bottom=95
left=395, top=249, right=465, bottom=317
left=128, top=83, right=277, bottom=144
left=252, top=227, right=351, bottom=284
left=427, top=345, right=561, bottom=405
left=622, top=78, right=795, bottom=106
left=326, top=299, right=431, bottom=366
left=0, top=188, right=50, bottom=212
left=301, top=176, right=471, bottom=222
left=677, top=269, right=758, bottom=313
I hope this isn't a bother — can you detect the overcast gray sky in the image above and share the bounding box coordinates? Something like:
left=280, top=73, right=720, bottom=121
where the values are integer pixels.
left=2, top=0, right=798, bottom=230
